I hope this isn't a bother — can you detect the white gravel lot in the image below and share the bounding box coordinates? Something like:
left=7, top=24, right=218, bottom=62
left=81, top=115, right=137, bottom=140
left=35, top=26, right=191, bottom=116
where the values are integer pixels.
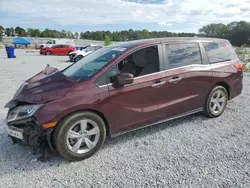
left=0, top=49, right=250, bottom=188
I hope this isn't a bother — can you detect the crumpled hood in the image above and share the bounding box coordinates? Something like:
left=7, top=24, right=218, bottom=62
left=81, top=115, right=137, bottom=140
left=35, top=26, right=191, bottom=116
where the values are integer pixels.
left=5, top=66, right=74, bottom=108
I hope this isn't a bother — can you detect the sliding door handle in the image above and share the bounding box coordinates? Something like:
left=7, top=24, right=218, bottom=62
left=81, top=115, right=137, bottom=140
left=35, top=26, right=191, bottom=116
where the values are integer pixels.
left=168, top=77, right=182, bottom=83
left=151, top=81, right=166, bottom=88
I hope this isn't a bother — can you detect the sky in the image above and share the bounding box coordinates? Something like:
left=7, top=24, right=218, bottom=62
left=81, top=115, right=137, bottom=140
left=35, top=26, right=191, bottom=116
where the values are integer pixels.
left=0, top=0, right=250, bottom=33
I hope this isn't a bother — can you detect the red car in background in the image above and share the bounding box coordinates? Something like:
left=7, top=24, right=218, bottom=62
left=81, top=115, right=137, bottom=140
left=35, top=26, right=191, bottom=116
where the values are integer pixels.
left=40, top=44, right=75, bottom=55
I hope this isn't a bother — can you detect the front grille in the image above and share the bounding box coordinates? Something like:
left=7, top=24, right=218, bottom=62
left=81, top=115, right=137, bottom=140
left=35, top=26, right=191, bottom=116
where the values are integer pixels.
left=7, top=117, right=36, bottom=129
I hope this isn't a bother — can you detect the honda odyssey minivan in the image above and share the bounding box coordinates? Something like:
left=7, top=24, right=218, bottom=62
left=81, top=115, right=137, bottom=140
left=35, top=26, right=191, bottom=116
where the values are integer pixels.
left=5, top=37, right=243, bottom=161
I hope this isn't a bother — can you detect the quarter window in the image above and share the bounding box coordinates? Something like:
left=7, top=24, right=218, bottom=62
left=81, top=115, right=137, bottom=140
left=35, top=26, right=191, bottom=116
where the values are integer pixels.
left=166, top=43, right=202, bottom=69
left=202, top=42, right=237, bottom=64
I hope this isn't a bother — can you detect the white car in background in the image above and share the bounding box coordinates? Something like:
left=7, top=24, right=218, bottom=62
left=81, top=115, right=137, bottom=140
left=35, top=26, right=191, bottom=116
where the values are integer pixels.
left=72, top=45, right=103, bottom=62
left=39, top=39, right=75, bottom=49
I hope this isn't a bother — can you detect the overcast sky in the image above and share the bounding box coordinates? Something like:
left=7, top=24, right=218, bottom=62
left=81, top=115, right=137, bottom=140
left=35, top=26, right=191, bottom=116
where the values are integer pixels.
left=0, top=0, right=250, bottom=33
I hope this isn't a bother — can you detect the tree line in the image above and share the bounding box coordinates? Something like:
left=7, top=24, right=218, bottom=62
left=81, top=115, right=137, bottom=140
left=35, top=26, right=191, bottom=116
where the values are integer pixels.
left=0, top=21, right=250, bottom=46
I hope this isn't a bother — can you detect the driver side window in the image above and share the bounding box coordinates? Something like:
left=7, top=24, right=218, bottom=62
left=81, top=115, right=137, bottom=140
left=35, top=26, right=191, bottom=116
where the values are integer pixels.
left=96, top=45, right=160, bottom=86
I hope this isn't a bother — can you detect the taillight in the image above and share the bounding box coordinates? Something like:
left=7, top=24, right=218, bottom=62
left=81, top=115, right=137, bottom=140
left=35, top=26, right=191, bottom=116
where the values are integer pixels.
left=234, top=62, right=243, bottom=71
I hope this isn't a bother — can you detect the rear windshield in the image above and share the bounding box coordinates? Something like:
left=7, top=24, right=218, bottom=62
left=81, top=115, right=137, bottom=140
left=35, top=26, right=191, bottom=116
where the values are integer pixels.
left=62, top=47, right=125, bottom=80
left=202, top=41, right=237, bottom=64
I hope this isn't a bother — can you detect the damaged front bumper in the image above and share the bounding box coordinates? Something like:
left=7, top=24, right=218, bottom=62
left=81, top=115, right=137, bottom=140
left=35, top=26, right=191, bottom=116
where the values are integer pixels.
left=7, top=117, right=54, bottom=150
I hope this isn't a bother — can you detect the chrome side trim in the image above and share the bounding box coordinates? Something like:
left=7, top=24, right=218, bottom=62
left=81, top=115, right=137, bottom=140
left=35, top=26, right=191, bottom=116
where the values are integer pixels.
left=111, top=107, right=204, bottom=138
left=95, top=70, right=167, bottom=88
left=164, top=64, right=211, bottom=72
left=96, top=63, right=213, bottom=88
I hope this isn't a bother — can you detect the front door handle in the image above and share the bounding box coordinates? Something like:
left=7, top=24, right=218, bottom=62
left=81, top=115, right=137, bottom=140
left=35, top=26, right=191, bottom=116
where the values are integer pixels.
left=168, top=77, right=182, bottom=83
left=151, top=81, right=166, bottom=88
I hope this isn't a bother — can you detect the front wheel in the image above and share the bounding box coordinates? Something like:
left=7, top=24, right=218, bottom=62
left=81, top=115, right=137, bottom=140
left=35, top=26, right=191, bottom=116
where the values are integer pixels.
left=203, top=86, right=228, bottom=118
left=74, top=55, right=83, bottom=62
left=53, top=112, right=106, bottom=161
left=45, top=51, right=52, bottom=55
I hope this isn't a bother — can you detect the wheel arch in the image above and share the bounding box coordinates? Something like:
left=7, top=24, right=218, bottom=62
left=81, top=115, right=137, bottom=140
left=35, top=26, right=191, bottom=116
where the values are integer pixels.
left=214, top=81, right=230, bottom=99
left=55, top=109, right=111, bottom=137
left=45, top=50, right=52, bottom=55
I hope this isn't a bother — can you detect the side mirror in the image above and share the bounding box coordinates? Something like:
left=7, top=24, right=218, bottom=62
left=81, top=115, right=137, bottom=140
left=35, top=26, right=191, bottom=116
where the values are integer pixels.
left=112, top=73, right=134, bottom=88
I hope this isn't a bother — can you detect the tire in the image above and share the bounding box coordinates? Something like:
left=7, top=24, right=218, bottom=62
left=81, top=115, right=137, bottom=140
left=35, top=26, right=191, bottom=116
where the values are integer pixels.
left=45, top=51, right=52, bottom=55
left=203, top=85, right=228, bottom=118
left=53, top=111, right=106, bottom=161
left=74, top=55, right=83, bottom=62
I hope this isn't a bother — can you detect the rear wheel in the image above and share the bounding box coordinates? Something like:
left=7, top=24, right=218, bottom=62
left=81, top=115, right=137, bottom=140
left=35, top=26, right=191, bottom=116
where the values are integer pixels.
left=74, top=55, right=83, bottom=62
left=203, top=86, right=228, bottom=118
left=45, top=51, right=52, bottom=55
left=53, top=112, right=106, bottom=161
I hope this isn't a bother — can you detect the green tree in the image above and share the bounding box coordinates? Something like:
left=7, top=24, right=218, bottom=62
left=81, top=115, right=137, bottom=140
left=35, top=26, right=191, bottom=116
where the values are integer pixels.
left=27, top=28, right=41, bottom=37
left=59, top=30, right=67, bottom=38
left=5, top=28, right=15, bottom=37
left=227, top=21, right=250, bottom=46
left=66, top=30, right=73, bottom=39
left=141, top=29, right=151, bottom=39
left=199, top=23, right=228, bottom=38
left=5, top=28, right=10, bottom=36
left=104, top=36, right=112, bottom=46
left=0, top=25, right=4, bottom=41
left=15, top=26, right=26, bottom=37
left=9, top=28, right=15, bottom=36
left=74, top=32, right=79, bottom=39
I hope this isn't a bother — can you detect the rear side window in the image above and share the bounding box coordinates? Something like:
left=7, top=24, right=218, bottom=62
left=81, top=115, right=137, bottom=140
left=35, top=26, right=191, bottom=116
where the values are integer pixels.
left=202, top=42, right=237, bottom=64
left=166, top=43, right=202, bottom=69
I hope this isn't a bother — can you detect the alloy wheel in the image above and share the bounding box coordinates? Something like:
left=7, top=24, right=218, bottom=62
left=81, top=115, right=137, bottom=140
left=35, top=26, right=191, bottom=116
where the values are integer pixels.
left=209, top=89, right=227, bottom=115
left=66, top=119, right=100, bottom=154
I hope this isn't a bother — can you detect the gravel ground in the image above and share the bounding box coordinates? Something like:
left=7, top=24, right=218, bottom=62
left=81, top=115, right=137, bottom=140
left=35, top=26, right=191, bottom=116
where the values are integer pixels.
left=0, top=49, right=250, bottom=188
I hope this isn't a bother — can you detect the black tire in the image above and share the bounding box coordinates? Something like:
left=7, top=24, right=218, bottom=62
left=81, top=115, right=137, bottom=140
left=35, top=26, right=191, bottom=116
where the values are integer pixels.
left=203, top=85, right=228, bottom=118
left=74, top=55, right=83, bottom=62
left=45, top=51, right=52, bottom=55
left=53, top=111, right=106, bottom=161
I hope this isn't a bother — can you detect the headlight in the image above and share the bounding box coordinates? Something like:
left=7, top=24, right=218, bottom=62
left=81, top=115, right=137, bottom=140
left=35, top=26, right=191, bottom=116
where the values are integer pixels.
left=7, top=104, right=42, bottom=122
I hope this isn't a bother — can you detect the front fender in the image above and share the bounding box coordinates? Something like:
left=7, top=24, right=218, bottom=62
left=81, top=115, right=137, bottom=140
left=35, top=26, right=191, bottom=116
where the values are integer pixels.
left=34, top=104, right=114, bottom=133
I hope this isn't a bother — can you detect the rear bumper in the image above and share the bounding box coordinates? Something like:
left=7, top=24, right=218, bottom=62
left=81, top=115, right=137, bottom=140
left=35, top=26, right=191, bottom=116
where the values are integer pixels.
left=229, top=77, right=243, bottom=100
left=7, top=117, right=53, bottom=149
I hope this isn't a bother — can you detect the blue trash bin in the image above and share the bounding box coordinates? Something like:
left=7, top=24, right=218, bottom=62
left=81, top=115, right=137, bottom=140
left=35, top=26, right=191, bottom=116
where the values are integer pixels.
left=5, top=47, right=15, bottom=58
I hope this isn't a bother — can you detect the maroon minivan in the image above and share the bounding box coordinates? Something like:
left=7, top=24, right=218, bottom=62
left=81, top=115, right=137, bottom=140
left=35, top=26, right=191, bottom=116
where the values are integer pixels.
left=5, top=37, right=243, bottom=161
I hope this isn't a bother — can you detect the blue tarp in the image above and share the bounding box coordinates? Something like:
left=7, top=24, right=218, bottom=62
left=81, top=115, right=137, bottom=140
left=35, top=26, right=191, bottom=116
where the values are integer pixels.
left=12, top=37, right=31, bottom=45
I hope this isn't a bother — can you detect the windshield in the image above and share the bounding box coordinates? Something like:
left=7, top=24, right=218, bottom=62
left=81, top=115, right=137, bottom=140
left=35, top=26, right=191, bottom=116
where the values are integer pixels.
left=62, top=47, right=126, bottom=80
left=46, top=40, right=55, bottom=44
left=46, top=40, right=52, bottom=44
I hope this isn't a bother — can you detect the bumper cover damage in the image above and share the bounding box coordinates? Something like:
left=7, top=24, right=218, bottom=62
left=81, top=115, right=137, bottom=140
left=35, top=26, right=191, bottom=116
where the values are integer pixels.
left=7, top=118, right=54, bottom=151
